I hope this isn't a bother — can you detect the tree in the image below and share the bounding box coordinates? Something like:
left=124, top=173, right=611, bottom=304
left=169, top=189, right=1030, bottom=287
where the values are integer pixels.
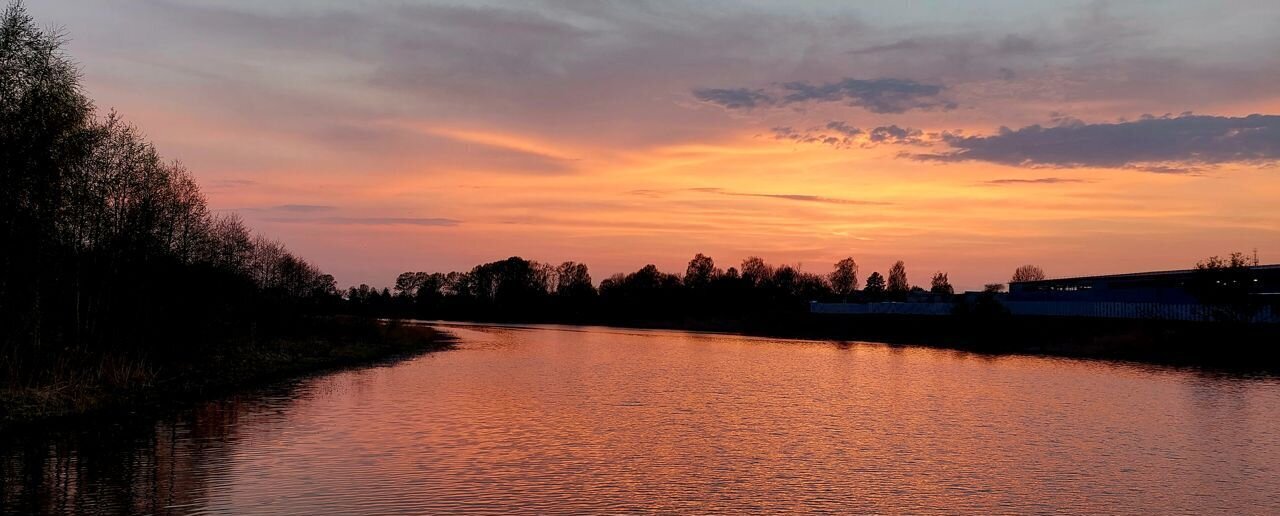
left=864, top=272, right=886, bottom=296
left=829, top=257, right=859, bottom=298
left=1011, top=264, right=1046, bottom=283
left=887, top=261, right=909, bottom=298
left=684, top=253, right=718, bottom=288
left=1192, top=251, right=1262, bottom=322
left=930, top=272, right=954, bottom=295
left=555, top=261, right=594, bottom=297
left=983, top=283, right=1006, bottom=293
left=740, top=256, right=772, bottom=287
left=394, top=272, right=430, bottom=297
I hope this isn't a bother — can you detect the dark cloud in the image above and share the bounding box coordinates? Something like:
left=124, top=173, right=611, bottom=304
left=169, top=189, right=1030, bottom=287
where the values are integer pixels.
left=695, top=78, right=950, bottom=113
left=984, top=177, right=1091, bottom=185
left=868, top=125, right=924, bottom=145
left=825, top=121, right=862, bottom=136
left=916, top=114, right=1280, bottom=169
left=692, top=88, right=774, bottom=109
left=771, top=123, right=928, bottom=148
left=779, top=78, right=951, bottom=113
left=771, top=126, right=854, bottom=148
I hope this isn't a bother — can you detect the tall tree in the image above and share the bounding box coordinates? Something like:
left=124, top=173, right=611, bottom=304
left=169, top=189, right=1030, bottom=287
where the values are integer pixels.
left=829, top=257, right=859, bottom=298
left=887, top=261, right=909, bottom=297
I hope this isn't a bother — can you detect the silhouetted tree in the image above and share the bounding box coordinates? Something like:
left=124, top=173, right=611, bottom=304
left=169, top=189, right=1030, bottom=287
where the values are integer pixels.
left=1011, top=264, right=1046, bottom=283
left=740, top=256, right=773, bottom=288
left=887, top=261, right=909, bottom=299
left=864, top=272, right=886, bottom=298
left=684, top=253, right=718, bottom=288
left=829, top=257, right=859, bottom=299
left=1192, top=251, right=1262, bottom=322
left=1, top=1, right=338, bottom=381
left=555, top=261, right=594, bottom=297
left=930, top=272, right=954, bottom=295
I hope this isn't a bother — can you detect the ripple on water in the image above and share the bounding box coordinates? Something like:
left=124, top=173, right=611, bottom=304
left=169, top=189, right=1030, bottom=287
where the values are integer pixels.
left=4, top=324, right=1280, bottom=514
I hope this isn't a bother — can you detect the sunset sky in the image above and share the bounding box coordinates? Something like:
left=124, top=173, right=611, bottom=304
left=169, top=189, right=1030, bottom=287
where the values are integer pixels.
left=30, top=1, right=1280, bottom=290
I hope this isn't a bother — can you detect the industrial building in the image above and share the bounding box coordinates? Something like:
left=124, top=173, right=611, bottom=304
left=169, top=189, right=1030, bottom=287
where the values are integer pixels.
left=811, top=264, right=1280, bottom=322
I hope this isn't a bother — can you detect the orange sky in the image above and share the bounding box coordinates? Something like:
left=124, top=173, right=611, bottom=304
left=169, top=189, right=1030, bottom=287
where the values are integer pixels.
left=30, top=1, right=1280, bottom=290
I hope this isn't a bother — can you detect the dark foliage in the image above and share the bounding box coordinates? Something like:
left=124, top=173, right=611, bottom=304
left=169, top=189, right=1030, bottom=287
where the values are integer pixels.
left=353, top=254, right=927, bottom=328
left=1, top=3, right=338, bottom=388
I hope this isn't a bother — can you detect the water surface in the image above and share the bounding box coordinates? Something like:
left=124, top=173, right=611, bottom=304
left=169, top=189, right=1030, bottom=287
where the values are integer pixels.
left=4, top=324, right=1279, bottom=514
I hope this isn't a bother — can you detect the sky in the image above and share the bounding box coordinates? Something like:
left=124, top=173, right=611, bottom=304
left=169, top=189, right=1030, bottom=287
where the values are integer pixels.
left=28, top=0, right=1280, bottom=290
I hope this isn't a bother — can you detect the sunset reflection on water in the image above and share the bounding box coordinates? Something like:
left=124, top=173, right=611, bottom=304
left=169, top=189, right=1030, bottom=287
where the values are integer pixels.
left=4, top=324, right=1279, bottom=514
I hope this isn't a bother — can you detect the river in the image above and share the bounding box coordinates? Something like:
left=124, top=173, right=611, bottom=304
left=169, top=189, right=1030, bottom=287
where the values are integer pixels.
left=3, top=323, right=1279, bottom=514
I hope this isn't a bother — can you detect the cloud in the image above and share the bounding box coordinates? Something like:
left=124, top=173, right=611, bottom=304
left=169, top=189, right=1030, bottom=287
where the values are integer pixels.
left=271, top=204, right=336, bottom=213
left=207, top=178, right=258, bottom=189
left=867, top=125, right=924, bottom=144
left=694, top=78, right=951, bottom=113
left=825, top=121, right=862, bottom=137
left=691, top=187, right=891, bottom=206
left=779, top=78, right=952, bottom=113
left=984, top=177, right=1091, bottom=185
left=266, top=216, right=461, bottom=227
left=915, top=114, right=1280, bottom=170
left=691, top=88, right=774, bottom=110
left=770, top=122, right=928, bottom=148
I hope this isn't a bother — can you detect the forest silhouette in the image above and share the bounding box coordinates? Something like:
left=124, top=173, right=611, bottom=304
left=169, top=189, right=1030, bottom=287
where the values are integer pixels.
left=1, top=3, right=347, bottom=410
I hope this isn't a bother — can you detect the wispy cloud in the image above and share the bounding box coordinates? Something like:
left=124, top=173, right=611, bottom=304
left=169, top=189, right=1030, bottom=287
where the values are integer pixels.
left=265, top=216, right=461, bottom=227
left=694, top=78, right=951, bottom=113
left=771, top=122, right=928, bottom=148
left=983, top=177, right=1092, bottom=185
left=691, top=187, right=892, bottom=206
left=271, top=204, right=337, bottom=213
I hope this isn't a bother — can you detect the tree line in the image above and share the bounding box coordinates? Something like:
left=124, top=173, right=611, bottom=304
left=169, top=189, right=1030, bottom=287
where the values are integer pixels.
left=345, top=254, right=974, bottom=323
left=1, top=3, right=337, bottom=381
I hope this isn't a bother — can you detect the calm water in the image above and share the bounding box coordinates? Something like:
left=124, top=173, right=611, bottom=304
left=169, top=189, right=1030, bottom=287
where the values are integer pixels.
left=3, top=324, right=1280, bottom=514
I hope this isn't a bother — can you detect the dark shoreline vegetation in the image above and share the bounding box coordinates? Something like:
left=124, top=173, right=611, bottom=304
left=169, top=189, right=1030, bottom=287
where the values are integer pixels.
left=1, top=4, right=453, bottom=427
left=350, top=251, right=1279, bottom=371
left=1, top=320, right=454, bottom=427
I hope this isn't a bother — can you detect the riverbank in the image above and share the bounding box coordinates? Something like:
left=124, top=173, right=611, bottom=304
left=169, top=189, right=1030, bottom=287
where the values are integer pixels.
left=436, top=313, right=1280, bottom=372
left=0, top=318, right=455, bottom=428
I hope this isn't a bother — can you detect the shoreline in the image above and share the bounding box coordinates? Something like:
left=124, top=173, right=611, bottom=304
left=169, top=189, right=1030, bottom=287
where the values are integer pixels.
left=421, top=314, right=1280, bottom=373
left=0, top=319, right=456, bottom=430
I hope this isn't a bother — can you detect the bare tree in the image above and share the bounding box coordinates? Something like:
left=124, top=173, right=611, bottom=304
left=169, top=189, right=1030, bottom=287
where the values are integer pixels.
left=1011, top=264, right=1046, bottom=283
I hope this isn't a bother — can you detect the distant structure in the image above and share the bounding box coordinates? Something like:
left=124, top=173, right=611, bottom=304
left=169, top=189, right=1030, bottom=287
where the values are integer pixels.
left=812, top=264, right=1280, bottom=322
left=1007, top=264, right=1280, bottom=304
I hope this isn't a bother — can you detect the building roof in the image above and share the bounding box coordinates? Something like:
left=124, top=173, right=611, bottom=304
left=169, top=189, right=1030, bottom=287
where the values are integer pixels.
left=1011, top=264, right=1280, bottom=285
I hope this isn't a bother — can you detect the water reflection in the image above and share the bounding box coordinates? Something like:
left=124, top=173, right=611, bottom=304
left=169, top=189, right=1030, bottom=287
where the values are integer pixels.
left=3, top=324, right=1279, bottom=514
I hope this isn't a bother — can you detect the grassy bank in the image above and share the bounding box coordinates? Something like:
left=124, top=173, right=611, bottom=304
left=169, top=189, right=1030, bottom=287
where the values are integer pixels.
left=1, top=318, right=454, bottom=428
